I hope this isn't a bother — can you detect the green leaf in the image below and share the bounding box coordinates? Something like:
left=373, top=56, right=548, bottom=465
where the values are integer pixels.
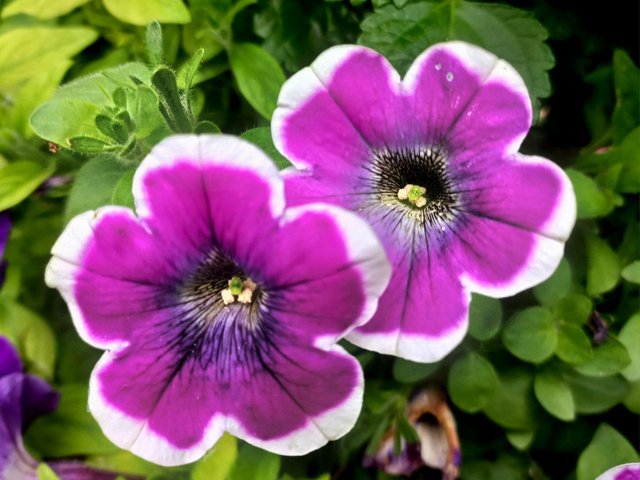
left=483, top=368, right=536, bottom=430
left=65, top=155, right=129, bottom=222
left=586, top=235, right=621, bottom=296
left=533, top=258, right=572, bottom=306
left=534, top=366, right=575, bottom=421
left=0, top=299, right=56, bottom=380
left=555, top=322, right=592, bottom=365
left=0, top=160, right=54, bottom=211
left=111, top=169, right=136, bottom=210
left=448, top=352, right=498, bottom=413
left=229, top=43, right=286, bottom=120
left=191, top=434, right=238, bottom=480
left=228, top=443, right=280, bottom=480
left=576, top=424, right=639, bottom=480
left=0, top=27, right=97, bottom=90
left=240, top=127, right=292, bottom=170
left=575, top=336, right=631, bottom=377
left=619, top=313, right=640, bottom=381
left=576, top=128, right=640, bottom=194
left=152, top=66, right=193, bottom=133
left=611, top=50, right=640, bottom=144
left=566, top=168, right=612, bottom=219
left=36, top=464, right=61, bottom=480
left=178, top=48, right=205, bottom=91
left=359, top=1, right=554, bottom=111
left=621, top=261, right=640, bottom=284
left=467, top=293, right=503, bottom=341
left=146, top=21, right=164, bottom=66
left=623, top=379, right=640, bottom=414
left=564, top=372, right=629, bottom=414
left=503, top=306, right=557, bottom=364
left=554, top=293, right=592, bottom=325
left=102, top=0, right=191, bottom=26
left=392, top=358, right=438, bottom=383
left=25, top=384, right=117, bottom=457
left=505, top=430, right=534, bottom=451
left=2, top=0, right=90, bottom=20
left=194, top=121, right=221, bottom=134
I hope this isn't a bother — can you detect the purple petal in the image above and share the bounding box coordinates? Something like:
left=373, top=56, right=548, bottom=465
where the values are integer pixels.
left=259, top=204, right=390, bottom=345
left=0, top=212, right=10, bottom=258
left=0, top=337, right=21, bottom=378
left=347, top=244, right=469, bottom=363
left=597, top=463, right=640, bottom=480
left=405, top=42, right=531, bottom=157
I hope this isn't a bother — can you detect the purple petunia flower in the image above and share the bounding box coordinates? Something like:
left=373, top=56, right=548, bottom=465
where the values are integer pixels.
left=0, top=336, right=59, bottom=479
left=0, top=212, right=11, bottom=287
left=272, top=42, right=576, bottom=362
left=597, top=464, right=640, bottom=480
left=46, top=134, right=391, bottom=466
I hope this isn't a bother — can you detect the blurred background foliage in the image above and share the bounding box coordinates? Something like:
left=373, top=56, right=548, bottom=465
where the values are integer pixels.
left=0, top=0, right=637, bottom=479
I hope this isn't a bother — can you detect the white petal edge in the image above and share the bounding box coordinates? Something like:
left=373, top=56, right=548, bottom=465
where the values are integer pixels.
left=346, top=297, right=470, bottom=364
left=403, top=41, right=532, bottom=154
left=458, top=230, right=566, bottom=299
left=272, top=45, right=399, bottom=171
left=132, top=134, right=285, bottom=223
left=281, top=203, right=392, bottom=349
left=45, top=207, right=136, bottom=350
left=89, top=346, right=363, bottom=465
left=596, top=463, right=640, bottom=480
left=510, top=154, right=577, bottom=242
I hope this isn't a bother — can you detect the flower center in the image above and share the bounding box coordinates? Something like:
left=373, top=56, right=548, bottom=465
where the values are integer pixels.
left=367, top=146, right=460, bottom=227
left=221, top=276, right=258, bottom=305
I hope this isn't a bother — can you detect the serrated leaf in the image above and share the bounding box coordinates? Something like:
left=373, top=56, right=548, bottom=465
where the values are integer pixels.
left=0, top=27, right=97, bottom=90
left=0, top=160, right=54, bottom=211
left=359, top=1, right=554, bottom=113
left=503, top=306, right=557, bottom=364
left=534, top=366, right=575, bottom=421
left=619, top=313, right=640, bottom=381
left=576, top=424, right=639, bottom=480
left=448, top=352, right=498, bottom=413
left=2, top=0, right=90, bottom=20
left=533, top=257, right=572, bottom=306
left=102, top=0, right=191, bottom=26
left=467, top=293, right=502, bottom=341
left=240, top=127, right=292, bottom=170
left=586, top=235, right=621, bottom=296
left=229, top=43, right=286, bottom=120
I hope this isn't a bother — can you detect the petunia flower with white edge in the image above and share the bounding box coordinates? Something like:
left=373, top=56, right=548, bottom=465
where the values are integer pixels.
left=46, top=134, right=391, bottom=466
left=272, top=42, right=576, bottom=363
left=596, top=463, right=640, bottom=480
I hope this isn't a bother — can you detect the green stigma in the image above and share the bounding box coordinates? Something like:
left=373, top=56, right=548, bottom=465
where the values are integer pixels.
left=228, top=276, right=244, bottom=295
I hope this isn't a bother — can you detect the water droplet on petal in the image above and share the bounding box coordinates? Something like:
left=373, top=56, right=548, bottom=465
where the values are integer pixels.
left=446, top=72, right=454, bottom=82
left=435, top=63, right=442, bottom=70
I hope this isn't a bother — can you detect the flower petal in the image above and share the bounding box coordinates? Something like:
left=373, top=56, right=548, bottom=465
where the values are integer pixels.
left=45, top=208, right=175, bottom=349
left=261, top=204, right=390, bottom=347
left=0, top=212, right=9, bottom=258
left=0, top=337, right=21, bottom=378
left=225, top=344, right=363, bottom=456
left=347, top=245, right=469, bottom=363
left=133, top=135, right=284, bottom=263
left=405, top=41, right=531, bottom=156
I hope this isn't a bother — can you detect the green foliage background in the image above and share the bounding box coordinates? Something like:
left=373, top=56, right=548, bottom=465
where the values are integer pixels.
left=0, top=0, right=638, bottom=479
